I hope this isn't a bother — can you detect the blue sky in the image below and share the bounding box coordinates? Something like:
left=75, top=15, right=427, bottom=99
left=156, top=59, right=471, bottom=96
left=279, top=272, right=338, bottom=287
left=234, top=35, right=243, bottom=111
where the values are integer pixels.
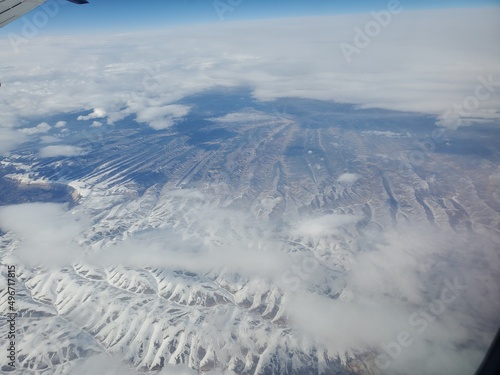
left=1, top=0, right=499, bottom=35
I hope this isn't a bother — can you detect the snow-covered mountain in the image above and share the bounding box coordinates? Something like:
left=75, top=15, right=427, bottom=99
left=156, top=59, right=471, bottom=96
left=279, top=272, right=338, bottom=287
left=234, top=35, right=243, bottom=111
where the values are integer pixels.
left=1, top=94, right=500, bottom=375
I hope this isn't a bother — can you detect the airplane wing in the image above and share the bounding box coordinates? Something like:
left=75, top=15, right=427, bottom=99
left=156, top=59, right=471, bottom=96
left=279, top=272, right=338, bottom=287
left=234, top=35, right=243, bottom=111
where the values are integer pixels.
left=0, top=0, right=88, bottom=28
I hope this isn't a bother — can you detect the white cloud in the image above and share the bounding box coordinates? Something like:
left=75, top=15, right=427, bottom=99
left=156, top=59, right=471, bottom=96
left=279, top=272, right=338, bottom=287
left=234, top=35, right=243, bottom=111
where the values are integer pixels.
left=0, top=203, right=89, bottom=268
left=91, top=120, right=103, bottom=127
left=39, top=145, right=86, bottom=158
left=88, top=205, right=291, bottom=279
left=135, top=104, right=191, bottom=129
left=286, top=225, right=500, bottom=374
left=19, top=122, right=51, bottom=135
left=207, top=110, right=277, bottom=124
left=55, top=120, right=67, bottom=128
left=77, top=108, right=107, bottom=121
left=338, top=172, right=360, bottom=184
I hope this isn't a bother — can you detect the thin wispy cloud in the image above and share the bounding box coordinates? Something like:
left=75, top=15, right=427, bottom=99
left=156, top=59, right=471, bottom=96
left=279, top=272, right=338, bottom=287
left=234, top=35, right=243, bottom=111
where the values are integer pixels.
left=19, top=121, right=51, bottom=135
left=0, top=203, right=89, bottom=268
left=39, top=145, right=86, bottom=158
left=207, top=109, right=278, bottom=124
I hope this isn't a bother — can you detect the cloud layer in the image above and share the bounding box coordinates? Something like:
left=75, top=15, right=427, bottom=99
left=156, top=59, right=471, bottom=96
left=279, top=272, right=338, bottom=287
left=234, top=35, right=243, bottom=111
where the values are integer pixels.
left=0, top=7, right=498, bottom=155
left=0, top=203, right=89, bottom=268
left=39, top=144, right=86, bottom=157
